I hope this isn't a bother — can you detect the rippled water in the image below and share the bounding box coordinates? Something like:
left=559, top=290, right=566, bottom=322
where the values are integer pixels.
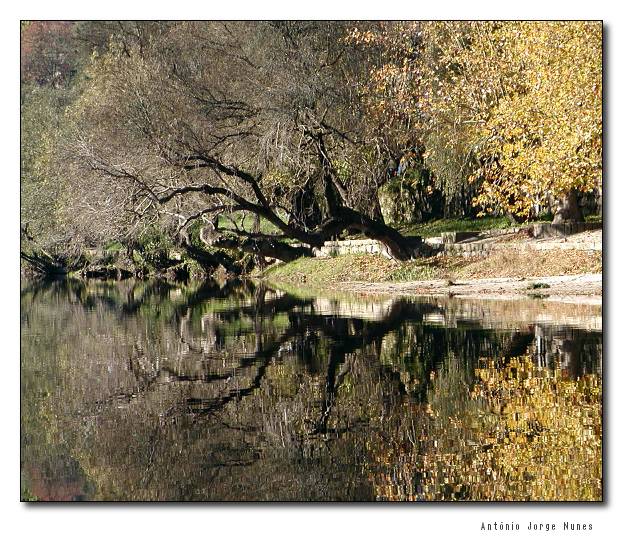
left=20, top=279, right=602, bottom=501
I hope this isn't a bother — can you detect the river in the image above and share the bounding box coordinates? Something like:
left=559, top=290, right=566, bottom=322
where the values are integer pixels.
left=20, top=278, right=602, bottom=501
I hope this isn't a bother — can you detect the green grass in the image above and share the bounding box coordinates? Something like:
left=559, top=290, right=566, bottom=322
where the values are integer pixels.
left=527, top=282, right=551, bottom=290
left=264, top=254, right=404, bottom=284
left=263, top=253, right=446, bottom=285
left=264, top=255, right=381, bottom=285
left=368, top=213, right=601, bottom=239
left=397, top=216, right=517, bottom=237
left=386, top=262, right=440, bottom=282
left=213, top=211, right=601, bottom=243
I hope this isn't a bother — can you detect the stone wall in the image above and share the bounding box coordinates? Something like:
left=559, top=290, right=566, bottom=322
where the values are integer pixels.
left=531, top=222, right=601, bottom=239
left=442, top=240, right=495, bottom=258
left=314, top=239, right=390, bottom=258
left=313, top=236, right=494, bottom=259
left=311, top=222, right=602, bottom=260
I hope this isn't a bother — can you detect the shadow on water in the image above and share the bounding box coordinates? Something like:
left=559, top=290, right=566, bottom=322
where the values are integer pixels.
left=21, top=278, right=602, bottom=501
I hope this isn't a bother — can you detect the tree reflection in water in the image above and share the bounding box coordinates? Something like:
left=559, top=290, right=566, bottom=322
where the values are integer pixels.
left=21, top=278, right=602, bottom=501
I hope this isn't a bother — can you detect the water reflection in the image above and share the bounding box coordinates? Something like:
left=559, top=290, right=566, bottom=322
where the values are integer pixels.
left=21, top=278, right=602, bottom=501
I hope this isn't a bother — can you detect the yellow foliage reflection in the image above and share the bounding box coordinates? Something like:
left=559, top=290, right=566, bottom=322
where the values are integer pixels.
left=371, top=356, right=602, bottom=501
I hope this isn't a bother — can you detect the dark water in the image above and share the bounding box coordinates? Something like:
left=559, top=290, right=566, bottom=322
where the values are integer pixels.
left=20, top=279, right=602, bottom=501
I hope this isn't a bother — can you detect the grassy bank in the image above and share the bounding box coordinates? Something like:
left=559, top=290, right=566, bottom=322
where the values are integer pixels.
left=398, top=216, right=516, bottom=237
left=263, top=249, right=602, bottom=287
left=396, top=215, right=601, bottom=238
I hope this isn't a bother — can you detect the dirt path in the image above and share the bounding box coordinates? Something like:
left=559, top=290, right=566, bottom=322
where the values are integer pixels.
left=333, top=273, right=602, bottom=304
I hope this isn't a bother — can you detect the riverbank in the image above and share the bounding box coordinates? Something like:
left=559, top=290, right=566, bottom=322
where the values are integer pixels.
left=262, top=230, right=602, bottom=302
left=322, top=273, right=602, bottom=304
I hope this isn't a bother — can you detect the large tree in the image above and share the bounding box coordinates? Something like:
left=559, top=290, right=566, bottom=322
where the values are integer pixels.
left=61, top=21, right=420, bottom=261
left=471, top=21, right=602, bottom=223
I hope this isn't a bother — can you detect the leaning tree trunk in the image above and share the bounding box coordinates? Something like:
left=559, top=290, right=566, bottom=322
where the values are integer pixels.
left=314, top=140, right=420, bottom=261
left=173, top=140, right=422, bottom=264
left=312, top=207, right=420, bottom=261
left=220, top=237, right=313, bottom=262
left=553, top=189, right=584, bottom=224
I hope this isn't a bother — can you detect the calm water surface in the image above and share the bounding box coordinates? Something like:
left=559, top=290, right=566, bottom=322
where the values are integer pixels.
left=21, top=279, right=602, bottom=501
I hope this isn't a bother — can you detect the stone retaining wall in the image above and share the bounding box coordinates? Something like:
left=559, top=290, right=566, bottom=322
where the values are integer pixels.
left=441, top=231, right=480, bottom=243
left=312, top=222, right=602, bottom=260
left=442, top=240, right=495, bottom=258
left=531, top=222, right=601, bottom=238
left=314, top=239, right=390, bottom=258
left=444, top=222, right=602, bottom=240
left=314, top=236, right=496, bottom=259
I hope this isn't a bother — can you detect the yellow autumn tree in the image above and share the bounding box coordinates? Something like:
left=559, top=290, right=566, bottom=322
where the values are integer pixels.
left=473, top=22, right=602, bottom=221
left=348, top=21, right=602, bottom=222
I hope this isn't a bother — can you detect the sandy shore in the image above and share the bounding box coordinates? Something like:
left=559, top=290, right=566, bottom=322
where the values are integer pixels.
left=330, top=273, right=602, bottom=304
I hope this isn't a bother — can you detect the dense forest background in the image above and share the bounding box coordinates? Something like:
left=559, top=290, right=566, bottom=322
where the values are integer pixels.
left=20, top=21, right=602, bottom=276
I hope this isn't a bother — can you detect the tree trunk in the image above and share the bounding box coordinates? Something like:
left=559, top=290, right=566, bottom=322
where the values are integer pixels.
left=311, top=139, right=418, bottom=260
left=289, top=177, right=322, bottom=230
left=369, top=192, right=385, bottom=224
left=314, top=207, right=421, bottom=261
left=20, top=250, right=68, bottom=276
left=211, top=236, right=313, bottom=262
left=553, top=189, right=584, bottom=224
